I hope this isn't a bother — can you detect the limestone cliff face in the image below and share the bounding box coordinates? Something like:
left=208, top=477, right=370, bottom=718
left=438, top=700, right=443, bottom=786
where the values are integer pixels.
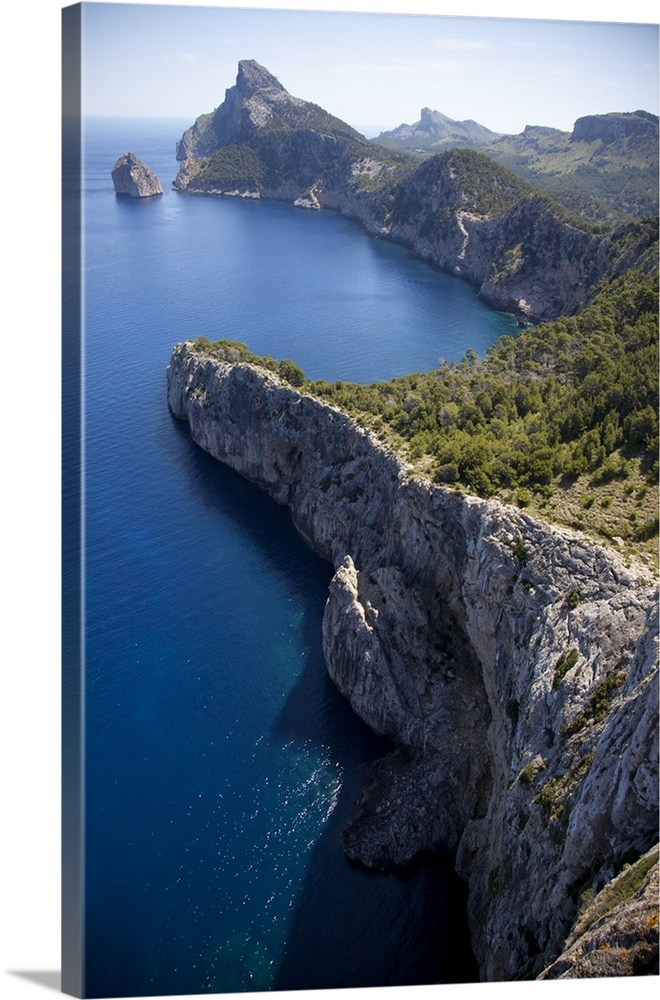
left=385, top=158, right=658, bottom=320
left=167, top=344, right=659, bottom=981
left=571, top=110, right=659, bottom=149
left=111, top=152, right=163, bottom=198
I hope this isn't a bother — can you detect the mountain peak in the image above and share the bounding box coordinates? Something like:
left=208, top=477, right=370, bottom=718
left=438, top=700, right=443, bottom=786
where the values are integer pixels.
left=235, top=59, right=286, bottom=97
left=378, top=108, right=502, bottom=147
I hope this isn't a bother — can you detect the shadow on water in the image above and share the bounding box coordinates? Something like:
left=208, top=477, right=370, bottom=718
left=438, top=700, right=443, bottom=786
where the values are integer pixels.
left=166, top=413, right=333, bottom=586
left=168, top=415, right=479, bottom=991
left=272, top=654, right=480, bottom=990
left=275, top=845, right=479, bottom=990
left=271, top=600, right=476, bottom=991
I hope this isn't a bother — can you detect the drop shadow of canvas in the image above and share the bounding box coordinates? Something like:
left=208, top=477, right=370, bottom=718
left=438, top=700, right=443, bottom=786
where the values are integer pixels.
left=8, top=972, right=61, bottom=993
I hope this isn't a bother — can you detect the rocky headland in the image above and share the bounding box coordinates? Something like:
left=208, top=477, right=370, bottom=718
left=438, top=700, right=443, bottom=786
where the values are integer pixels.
left=173, top=60, right=657, bottom=322
left=112, top=152, right=163, bottom=198
left=167, top=342, right=659, bottom=981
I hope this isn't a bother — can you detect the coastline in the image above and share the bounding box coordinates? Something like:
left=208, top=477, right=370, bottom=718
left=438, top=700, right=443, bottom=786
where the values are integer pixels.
left=167, top=343, right=659, bottom=981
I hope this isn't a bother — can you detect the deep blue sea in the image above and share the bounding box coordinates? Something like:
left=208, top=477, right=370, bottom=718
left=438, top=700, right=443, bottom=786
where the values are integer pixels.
left=79, top=116, right=516, bottom=998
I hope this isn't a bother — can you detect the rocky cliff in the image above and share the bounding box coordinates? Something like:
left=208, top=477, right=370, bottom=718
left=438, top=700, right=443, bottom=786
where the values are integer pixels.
left=167, top=342, right=659, bottom=981
left=111, top=152, right=163, bottom=198
left=385, top=153, right=657, bottom=320
left=173, top=58, right=397, bottom=214
left=172, top=61, right=658, bottom=323
left=571, top=110, right=659, bottom=148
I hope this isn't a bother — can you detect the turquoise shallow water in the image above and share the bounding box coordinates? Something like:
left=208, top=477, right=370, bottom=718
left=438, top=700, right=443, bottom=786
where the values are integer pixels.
left=77, top=116, right=513, bottom=996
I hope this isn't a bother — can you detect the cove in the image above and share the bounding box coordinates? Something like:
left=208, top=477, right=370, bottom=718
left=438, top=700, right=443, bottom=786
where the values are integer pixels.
left=79, top=116, right=514, bottom=996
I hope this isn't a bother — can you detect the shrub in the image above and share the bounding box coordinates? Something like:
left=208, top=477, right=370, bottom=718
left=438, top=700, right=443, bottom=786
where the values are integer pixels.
left=634, top=515, right=659, bottom=541
left=519, top=764, right=535, bottom=785
left=563, top=668, right=627, bottom=737
left=435, top=463, right=459, bottom=484
left=576, top=849, right=659, bottom=935
left=511, top=536, right=527, bottom=564
left=553, top=648, right=580, bottom=689
left=278, top=358, right=306, bottom=387
left=533, top=776, right=563, bottom=820
left=565, top=587, right=581, bottom=610
left=518, top=757, right=548, bottom=787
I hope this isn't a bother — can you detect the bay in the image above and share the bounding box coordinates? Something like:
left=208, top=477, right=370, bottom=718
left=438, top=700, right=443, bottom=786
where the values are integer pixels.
left=79, top=116, right=512, bottom=997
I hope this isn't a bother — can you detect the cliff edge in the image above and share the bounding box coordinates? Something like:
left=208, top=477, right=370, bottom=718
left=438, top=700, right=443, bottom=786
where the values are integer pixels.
left=167, top=342, right=658, bottom=981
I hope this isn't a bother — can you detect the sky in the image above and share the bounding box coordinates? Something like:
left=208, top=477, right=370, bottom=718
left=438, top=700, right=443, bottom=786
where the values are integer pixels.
left=78, top=1, right=659, bottom=135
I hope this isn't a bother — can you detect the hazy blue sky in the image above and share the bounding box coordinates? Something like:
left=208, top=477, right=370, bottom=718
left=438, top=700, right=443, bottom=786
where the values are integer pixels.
left=79, top=1, right=659, bottom=135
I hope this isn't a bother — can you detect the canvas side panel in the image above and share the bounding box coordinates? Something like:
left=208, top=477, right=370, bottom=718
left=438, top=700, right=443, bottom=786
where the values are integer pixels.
left=61, top=4, right=84, bottom=997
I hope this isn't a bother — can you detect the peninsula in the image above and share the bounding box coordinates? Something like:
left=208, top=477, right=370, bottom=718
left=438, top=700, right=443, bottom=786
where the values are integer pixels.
left=173, top=60, right=656, bottom=322
left=167, top=339, right=658, bottom=981
left=168, top=60, right=659, bottom=981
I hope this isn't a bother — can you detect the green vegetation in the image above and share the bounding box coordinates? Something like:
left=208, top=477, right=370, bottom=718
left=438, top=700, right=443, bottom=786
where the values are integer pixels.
left=377, top=111, right=659, bottom=224
left=188, top=266, right=658, bottom=560
left=185, top=108, right=413, bottom=197
left=574, top=847, right=658, bottom=936
left=486, top=132, right=659, bottom=224
left=190, top=337, right=278, bottom=368
left=387, top=147, right=601, bottom=236
left=488, top=154, right=658, bottom=225
left=553, top=648, right=580, bottom=690
left=189, top=143, right=266, bottom=188
left=418, top=147, right=538, bottom=217
left=511, top=536, right=527, bottom=565
left=519, top=758, right=546, bottom=786
left=306, top=268, right=658, bottom=557
left=534, top=776, right=564, bottom=822
left=277, top=358, right=306, bottom=387
left=565, top=588, right=581, bottom=610
left=189, top=337, right=307, bottom=388
left=533, top=748, right=597, bottom=841
left=563, top=669, right=628, bottom=738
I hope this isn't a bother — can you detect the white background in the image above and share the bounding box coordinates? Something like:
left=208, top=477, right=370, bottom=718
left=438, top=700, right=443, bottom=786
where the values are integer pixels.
left=1, top=2, right=657, bottom=1000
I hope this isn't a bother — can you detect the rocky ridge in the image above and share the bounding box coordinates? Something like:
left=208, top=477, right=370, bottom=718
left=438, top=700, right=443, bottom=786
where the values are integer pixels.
left=167, top=343, right=659, bottom=981
left=111, top=152, right=163, bottom=198
left=378, top=109, right=660, bottom=223
left=172, top=61, right=658, bottom=323
left=378, top=106, right=503, bottom=148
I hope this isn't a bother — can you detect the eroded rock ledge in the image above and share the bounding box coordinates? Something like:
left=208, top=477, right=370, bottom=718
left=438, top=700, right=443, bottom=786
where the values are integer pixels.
left=167, top=343, right=658, bottom=981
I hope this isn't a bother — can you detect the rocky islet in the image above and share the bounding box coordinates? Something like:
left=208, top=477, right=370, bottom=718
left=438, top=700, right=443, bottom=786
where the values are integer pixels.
left=111, top=151, right=163, bottom=198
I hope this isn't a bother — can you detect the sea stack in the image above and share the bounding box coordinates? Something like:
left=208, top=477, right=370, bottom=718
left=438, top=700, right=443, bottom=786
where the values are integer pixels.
left=112, top=152, right=163, bottom=198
